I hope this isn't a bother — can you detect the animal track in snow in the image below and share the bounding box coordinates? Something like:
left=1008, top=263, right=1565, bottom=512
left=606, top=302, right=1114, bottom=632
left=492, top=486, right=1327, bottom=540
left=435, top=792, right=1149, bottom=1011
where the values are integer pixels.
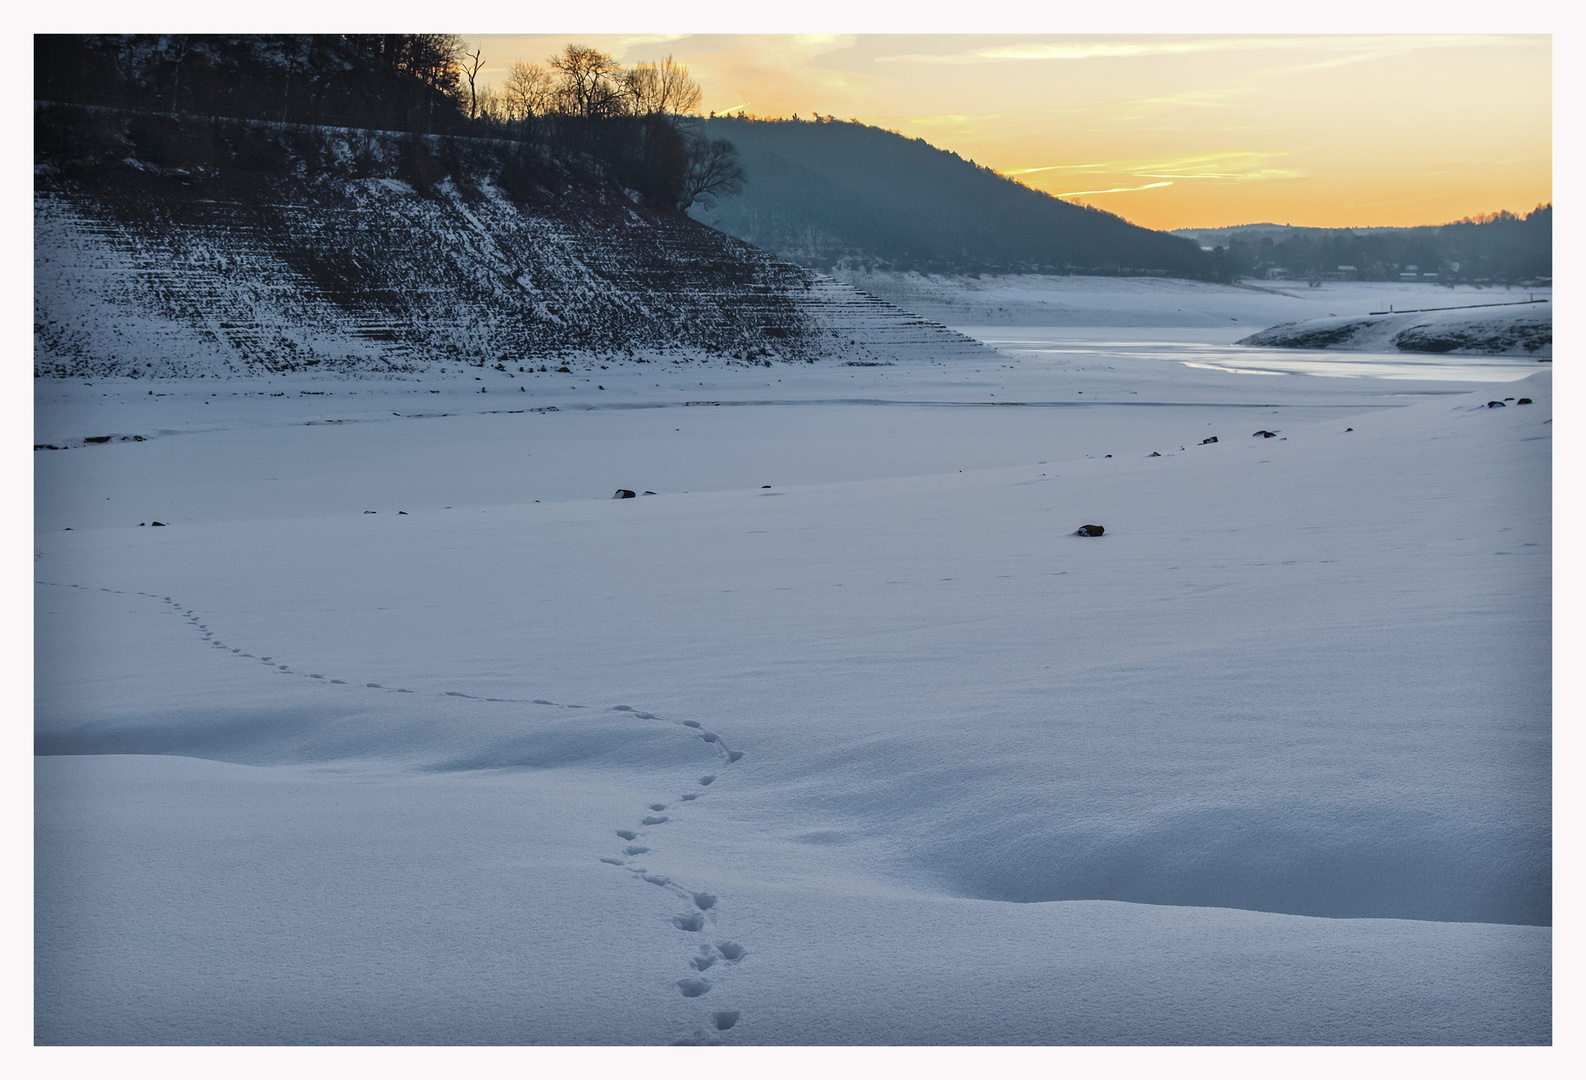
left=43, top=579, right=753, bottom=1042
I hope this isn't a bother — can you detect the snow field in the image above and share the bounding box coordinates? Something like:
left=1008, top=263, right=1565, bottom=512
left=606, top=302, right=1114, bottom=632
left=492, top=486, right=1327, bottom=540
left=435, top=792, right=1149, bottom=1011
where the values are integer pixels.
left=34, top=349, right=1551, bottom=1044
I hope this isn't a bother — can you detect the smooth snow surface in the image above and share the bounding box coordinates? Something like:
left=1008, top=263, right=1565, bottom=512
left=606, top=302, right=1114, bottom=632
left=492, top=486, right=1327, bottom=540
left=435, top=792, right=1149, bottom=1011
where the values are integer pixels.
left=831, top=270, right=1550, bottom=331
left=35, top=318, right=1550, bottom=1044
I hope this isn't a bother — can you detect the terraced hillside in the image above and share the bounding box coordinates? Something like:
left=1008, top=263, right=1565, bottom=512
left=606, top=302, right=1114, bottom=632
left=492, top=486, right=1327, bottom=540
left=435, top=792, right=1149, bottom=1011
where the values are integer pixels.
left=35, top=112, right=993, bottom=379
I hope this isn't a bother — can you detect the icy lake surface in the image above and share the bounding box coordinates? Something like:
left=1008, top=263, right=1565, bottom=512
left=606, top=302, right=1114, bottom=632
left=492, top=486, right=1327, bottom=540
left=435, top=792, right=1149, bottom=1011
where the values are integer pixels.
left=35, top=293, right=1550, bottom=1045
left=961, top=326, right=1551, bottom=383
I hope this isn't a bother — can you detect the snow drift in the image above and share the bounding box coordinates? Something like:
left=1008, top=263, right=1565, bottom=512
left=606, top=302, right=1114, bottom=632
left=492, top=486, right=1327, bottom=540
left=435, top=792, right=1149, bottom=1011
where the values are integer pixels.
left=1237, top=302, right=1551, bottom=358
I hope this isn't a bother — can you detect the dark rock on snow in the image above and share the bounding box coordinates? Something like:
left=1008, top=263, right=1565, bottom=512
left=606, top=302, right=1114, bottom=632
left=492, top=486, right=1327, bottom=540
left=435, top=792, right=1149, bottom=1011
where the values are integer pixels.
left=614, top=489, right=637, bottom=499
left=1201, top=436, right=1219, bottom=444
left=1075, top=524, right=1105, bottom=537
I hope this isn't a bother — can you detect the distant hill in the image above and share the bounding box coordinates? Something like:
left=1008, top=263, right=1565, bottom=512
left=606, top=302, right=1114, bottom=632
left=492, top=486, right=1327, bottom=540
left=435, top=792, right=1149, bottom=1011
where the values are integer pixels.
left=1174, top=209, right=1551, bottom=285
left=687, top=116, right=1212, bottom=279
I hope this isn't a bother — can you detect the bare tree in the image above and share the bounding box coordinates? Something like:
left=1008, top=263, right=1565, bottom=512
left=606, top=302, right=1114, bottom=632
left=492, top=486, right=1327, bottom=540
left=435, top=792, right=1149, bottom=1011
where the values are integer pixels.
left=502, top=60, right=554, bottom=120
left=549, top=44, right=624, bottom=119
left=461, top=46, right=485, bottom=120
left=654, top=56, right=702, bottom=115
left=678, top=132, right=745, bottom=210
left=623, top=56, right=703, bottom=116
left=622, top=64, right=662, bottom=115
left=474, top=85, right=507, bottom=124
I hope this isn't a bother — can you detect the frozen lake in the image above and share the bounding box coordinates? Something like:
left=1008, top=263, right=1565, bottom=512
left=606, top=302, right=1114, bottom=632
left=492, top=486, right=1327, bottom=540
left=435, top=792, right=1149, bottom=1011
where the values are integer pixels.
left=960, top=326, right=1552, bottom=383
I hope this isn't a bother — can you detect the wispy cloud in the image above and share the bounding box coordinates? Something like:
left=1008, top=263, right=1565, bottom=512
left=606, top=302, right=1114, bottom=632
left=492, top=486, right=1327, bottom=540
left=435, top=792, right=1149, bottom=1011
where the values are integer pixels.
left=1005, top=164, right=1114, bottom=175
left=1055, top=181, right=1173, bottom=197
left=874, top=35, right=1532, bottom=66
left=1013, top=152, right=1301, bottom=184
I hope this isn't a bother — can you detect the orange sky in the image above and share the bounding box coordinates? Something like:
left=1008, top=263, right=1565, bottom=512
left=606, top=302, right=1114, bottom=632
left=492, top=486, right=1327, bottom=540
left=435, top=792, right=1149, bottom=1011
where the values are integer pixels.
left=463, top=33, right=1551, bottom=231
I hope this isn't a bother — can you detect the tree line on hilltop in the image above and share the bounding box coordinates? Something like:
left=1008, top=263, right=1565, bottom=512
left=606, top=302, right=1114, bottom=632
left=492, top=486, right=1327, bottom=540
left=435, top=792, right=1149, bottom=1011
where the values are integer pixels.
left=34, top=34, right=745, bottom=212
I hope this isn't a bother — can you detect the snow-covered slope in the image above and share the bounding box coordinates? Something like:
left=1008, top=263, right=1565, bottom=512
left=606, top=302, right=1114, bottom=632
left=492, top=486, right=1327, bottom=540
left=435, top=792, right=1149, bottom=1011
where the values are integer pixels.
left=34, top=138, right=992, bottom=379
left=35, top=349, right=1550, bottom=1044
left=1238, top=303, right=1552, bottom=358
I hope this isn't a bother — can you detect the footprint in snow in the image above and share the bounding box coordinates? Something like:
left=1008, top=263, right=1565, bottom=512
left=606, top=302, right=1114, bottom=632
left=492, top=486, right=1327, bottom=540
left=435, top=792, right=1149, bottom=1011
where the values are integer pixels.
left=672, top=912, right=704, bottom=932
left=641, top=815, right=669, bottom=826
left=677, top=978, right=710, bottom=998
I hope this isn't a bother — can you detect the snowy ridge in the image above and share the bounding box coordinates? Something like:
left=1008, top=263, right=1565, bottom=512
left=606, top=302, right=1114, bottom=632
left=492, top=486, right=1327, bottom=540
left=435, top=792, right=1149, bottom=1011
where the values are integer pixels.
left=34, top=167, right=993, bottom=379
left=1237, top=303, right=1552, bottom=357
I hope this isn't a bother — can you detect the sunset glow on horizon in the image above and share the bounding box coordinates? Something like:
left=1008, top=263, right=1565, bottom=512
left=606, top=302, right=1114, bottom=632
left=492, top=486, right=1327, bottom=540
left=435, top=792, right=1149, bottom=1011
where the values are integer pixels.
left=463, top=33, right=1551, bottom=232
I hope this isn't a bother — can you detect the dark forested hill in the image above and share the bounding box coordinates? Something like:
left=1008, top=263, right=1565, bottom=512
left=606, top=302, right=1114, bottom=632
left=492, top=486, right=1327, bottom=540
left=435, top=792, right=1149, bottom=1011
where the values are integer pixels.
left=1175, top=208, right=1552, bottom=285
left=687, top=116, right=1212, bottom=279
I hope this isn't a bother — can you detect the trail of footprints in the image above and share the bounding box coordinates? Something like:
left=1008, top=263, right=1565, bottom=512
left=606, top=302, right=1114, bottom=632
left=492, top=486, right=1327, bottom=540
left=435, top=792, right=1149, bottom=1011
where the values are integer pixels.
left=606, top=705, right=748, bottom=1043
left=38, top=580, right=750, bottom=1044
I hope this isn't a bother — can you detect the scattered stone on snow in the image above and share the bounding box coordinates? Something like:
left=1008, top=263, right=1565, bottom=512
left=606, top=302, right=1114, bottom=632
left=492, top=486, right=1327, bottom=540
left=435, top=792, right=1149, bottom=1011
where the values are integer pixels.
left=1253, top=430, right=1277, bottom=438
left=613, top=489, right=637, bottom=499
left=1075, top=524, right=1105, bottom=537
left=1518, top=398, right=1533, bottom=405
left=1487, top=401, right=1506, bottom=408
left=1201, top=436, right=1219, bottom=444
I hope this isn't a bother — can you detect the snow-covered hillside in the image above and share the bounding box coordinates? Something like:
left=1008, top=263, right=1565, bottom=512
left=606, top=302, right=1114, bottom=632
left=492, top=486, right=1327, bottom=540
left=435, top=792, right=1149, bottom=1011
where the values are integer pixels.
left=1237, top=302, right=1552, bottom=358
left=35, top=130, right=991, bottom=380
left=35, top=340, right=1550, bottom=1044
